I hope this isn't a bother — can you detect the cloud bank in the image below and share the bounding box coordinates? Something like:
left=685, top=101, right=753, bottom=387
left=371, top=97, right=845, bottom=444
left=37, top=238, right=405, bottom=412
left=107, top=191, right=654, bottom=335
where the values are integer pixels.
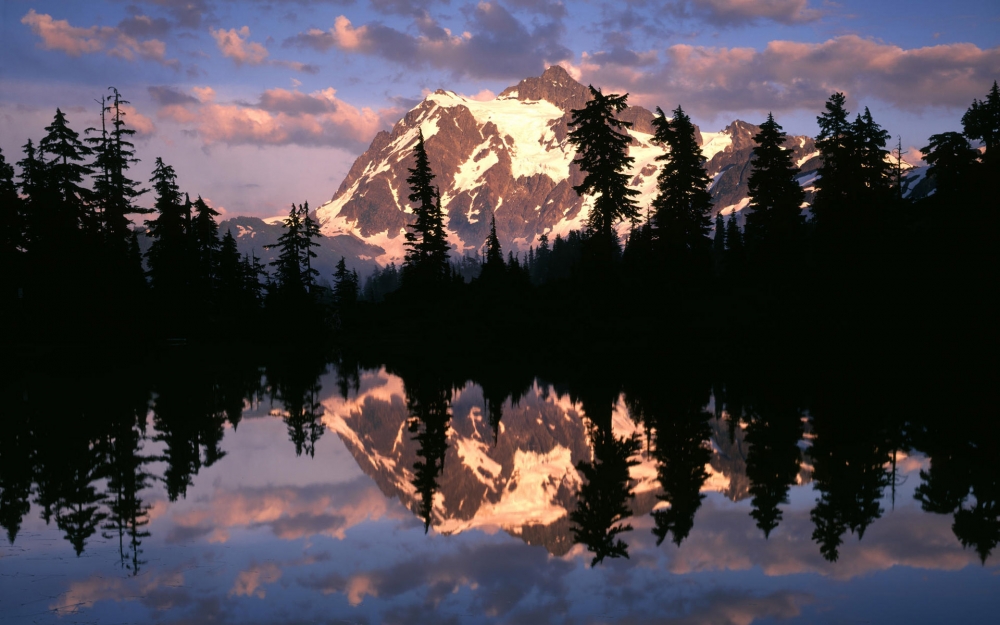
left=149, top=84, right=400, bottom=151
left=21, top=9, right=179, bottom=68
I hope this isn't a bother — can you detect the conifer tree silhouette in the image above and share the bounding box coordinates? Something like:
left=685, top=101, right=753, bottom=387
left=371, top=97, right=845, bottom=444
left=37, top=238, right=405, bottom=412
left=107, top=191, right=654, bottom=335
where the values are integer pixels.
left=567, top=86, right=640, bottom=246
left=300, top=201, right=321, bottom=294
left=403, top=131, right=449, bottom=285
left=652, top=106, right=713, bottom=252
left=39, top=108, right=95, bottom=242
left=86, top=89, right=148, bottom=251
left=961, top=81, right=1000, bottom=171
left=745, top=113, right=805, bottom=256
left=921, top=132, right=979, bottom=197
left=480, top=212, right=505, bottom=282
left=333, top=256, right=359, bottom=307
left=0, top=147, right=24, bottom=308
left=268, top=203, right=306, bottom=297
left=145, top=158, right=189, bottom=309
left=191, top=195, right=221, bottom=300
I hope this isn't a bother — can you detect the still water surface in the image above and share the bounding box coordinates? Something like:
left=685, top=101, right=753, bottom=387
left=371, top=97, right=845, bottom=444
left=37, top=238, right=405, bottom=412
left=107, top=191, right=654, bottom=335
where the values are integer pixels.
left=1, top=350, right=996, bottom=623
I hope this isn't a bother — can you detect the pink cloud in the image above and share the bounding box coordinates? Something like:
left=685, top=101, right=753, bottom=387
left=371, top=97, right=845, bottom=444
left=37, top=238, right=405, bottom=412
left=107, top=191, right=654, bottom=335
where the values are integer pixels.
left=210, top=26, right=269, bottom=66
left=152, top=86, right=401, bottom=151
left=21, top=9, right=178, bottom=68
left=573, top=35, right=1000, bottom=115
left=120, top=104, right=156, bottom=139
left=670, top=0, right=825, bottom=26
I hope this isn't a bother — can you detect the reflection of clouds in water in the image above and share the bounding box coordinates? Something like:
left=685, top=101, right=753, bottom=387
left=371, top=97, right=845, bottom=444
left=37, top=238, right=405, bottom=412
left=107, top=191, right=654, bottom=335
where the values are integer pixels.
left=166, top=476, right=407, bottom=543
left=229, top=562, right=282, bottom=598
left=301, top=541, right=574, bottom=617
left=51, top=570, right=186, bottom=615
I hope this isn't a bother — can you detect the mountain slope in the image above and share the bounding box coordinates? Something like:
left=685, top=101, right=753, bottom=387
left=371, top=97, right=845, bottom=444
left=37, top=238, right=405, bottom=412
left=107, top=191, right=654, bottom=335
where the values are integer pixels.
left=316, top=66, right=823, bottom=265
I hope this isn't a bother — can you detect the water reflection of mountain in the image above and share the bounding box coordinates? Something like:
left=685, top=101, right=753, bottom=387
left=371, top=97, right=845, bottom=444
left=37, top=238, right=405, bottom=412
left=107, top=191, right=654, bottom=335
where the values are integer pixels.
left=321, top=368, right=812, bottom=555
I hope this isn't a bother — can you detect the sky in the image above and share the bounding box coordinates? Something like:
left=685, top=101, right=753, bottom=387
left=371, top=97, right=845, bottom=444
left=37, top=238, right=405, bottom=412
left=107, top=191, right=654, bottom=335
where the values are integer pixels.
left=1, top=0, right=998, bottom=219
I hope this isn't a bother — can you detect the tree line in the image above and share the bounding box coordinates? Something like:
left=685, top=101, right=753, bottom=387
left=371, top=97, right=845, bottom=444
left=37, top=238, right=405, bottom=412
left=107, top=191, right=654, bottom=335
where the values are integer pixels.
left=0, top=88, right=363, bottom=343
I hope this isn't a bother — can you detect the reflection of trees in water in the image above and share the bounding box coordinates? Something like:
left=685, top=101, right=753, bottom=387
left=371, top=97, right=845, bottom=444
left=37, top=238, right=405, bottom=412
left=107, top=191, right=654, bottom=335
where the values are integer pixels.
left=734, top=381, right=804, bottom=539
left=807, top=394, right=894, bottom=562
left=98, top=386, right=156, bottom=575
left=915, top=409, right=999, bottom=563
left=0, top=405, right=34, bottom=545
left=569, top=380, right=640, bottom=565
left=403, top=376, right=452, bottom=533
left=626, top=374, right=712, bottom=548
left=649, top=406, right=711, bottom=547
left=265, top=353, right=328, bottom=458
left=0, top=349, right=276, bottom=564
left=570, top=420, right=640, bottom=565
left=152, top=369, right=229, bottom=501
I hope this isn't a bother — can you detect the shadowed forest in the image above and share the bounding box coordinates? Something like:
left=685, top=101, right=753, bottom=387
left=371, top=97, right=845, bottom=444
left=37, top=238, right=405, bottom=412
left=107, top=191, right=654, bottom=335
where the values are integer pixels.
left=1, top=83, right=998, bottom=353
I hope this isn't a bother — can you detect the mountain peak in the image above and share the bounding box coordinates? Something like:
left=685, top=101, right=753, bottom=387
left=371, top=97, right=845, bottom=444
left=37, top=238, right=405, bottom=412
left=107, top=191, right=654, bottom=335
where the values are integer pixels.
left=498, top=65, right=589, bottom=113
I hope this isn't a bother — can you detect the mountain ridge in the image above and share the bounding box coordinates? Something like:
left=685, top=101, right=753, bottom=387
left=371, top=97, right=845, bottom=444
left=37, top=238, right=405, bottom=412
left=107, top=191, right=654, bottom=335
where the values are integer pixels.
left=315, top=65, right=924, bottom=268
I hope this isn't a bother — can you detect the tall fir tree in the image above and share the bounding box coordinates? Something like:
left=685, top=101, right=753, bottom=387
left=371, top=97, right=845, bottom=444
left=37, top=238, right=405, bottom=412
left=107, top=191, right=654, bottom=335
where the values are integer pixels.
left=268, top=203, right=306, bottom=297
left=921, top=132, right=978, bottom=198
left=145, top=158, right=189, bottom=300
left=191, top=196, right=221, bottom=299
left=651, top=106, right=713, bottom=276
left=39, top=108, right=95, bottom=241
left=402, top=131, right=450, bottom=284
left=851, top=107, right=892, bottom=203
left=812, top=93, right=853, bottom=227
left=480, top=212, right=505, bottom=281
left=567, top=86, right=640, bottom=244
left=333, top=256, right=359, bottom=307
left=86, top=89, right=148, bottom=251
left=299, top=202, right=321, bottom=293
left=17, top=139, right=47, bottom=251
left=744, top=113, right=805, bottom=252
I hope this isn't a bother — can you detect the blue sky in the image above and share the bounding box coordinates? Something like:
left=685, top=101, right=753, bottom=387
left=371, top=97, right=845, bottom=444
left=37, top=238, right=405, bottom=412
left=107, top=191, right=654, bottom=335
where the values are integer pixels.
left=1, top=0, right=998, bottom=218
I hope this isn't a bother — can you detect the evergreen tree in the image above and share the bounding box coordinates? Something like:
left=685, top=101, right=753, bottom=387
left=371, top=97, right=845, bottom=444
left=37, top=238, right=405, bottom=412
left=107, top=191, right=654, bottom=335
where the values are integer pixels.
left=961, top=81, right=1000, bottom=169
left=744, top=113, right=805, bottom=252
left=480, top=212, right=505, bottom=281
left=532, top=233, right=551, bottom=284
left=145, top=158, right=189, bottom=301
left=921, top=132, right=979, bottom=197
left=191, top=196, right=221, bottom=299
left=16, top=139, right=47, bottom=250
left=39, top=109, right=95, bottom=243
left=712, top=211, right=726, bottom=268
left=402, top=131, right=450, bottom=284
left=333, top=256, right=359, bottom=307
left=268, top=203, right=305, bottom=297
left=724, top=213, right=745, bottom=274
left=0, top=147, right=23, bottom=266
left=812, top=93, right=854, bottom=227
left=652, top=106, right=713, bottom=254
left=86, top=88, right=148, bottom=249
left=299, top=201, right=321, bottom=293
left=567, top=86, right=640, bottom=244
left=851, top=107, right=892, bottom=203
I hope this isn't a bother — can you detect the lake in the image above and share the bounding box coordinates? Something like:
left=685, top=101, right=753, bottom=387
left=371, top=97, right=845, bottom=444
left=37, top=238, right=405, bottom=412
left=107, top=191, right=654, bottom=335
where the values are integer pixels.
left=0, top=346, right=996, bottom=624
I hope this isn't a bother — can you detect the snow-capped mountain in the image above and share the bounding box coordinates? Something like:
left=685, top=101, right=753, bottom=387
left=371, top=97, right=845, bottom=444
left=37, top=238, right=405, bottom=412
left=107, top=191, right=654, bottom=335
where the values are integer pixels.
left=320, top=368, right=813, bottom=555
left=316, top=66, right=826, bottom=265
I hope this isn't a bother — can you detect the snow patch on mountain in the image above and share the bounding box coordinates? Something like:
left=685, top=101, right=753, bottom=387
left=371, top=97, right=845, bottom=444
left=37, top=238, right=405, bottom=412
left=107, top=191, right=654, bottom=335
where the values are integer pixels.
left=426, top=90, right=572, bottom=183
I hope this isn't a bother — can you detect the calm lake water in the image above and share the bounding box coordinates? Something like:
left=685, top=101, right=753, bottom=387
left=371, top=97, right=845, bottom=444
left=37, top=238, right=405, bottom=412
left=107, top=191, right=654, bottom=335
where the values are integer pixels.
left=1, top=348, right=996, bottom=624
